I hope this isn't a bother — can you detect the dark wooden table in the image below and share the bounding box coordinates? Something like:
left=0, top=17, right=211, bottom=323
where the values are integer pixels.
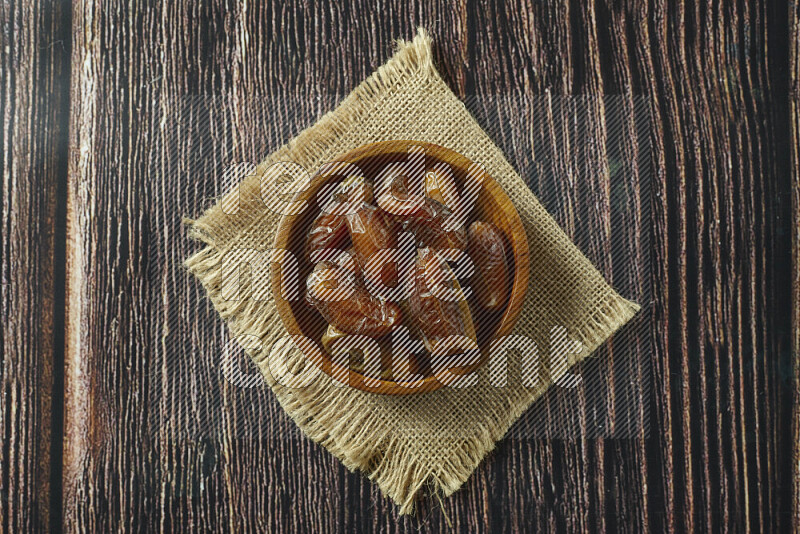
left=3, top=0, right=798, bottom=532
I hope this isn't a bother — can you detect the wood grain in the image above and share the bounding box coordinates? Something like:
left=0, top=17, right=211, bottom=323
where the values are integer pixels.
left=791, top=0, right=800, bottom=530
left=56, top=0, right=795, bottom=532
left=0, top=0, right=70, bottom=531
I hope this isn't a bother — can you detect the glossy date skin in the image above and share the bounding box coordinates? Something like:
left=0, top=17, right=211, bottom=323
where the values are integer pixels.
left=424, top=167, right=459, bottom=210
left=407, top=197, right=467, bottom=251
left=305, top=176, right=374, bottom=262
left=305, top=262, right=401, bottom=338
left=303, top=167, right=509, bottom=356
left=336, top=247, right=361, bottom=277
left=345, top=202, right=399, bottom=286
left=467, top=221, right=510, bottom=311
left=305, top=212, right=348, bottom=261
left=328, top=174, right=373, bottom=211
left=379, top=173, right=467, bottom=251
left=407, top=248, right=476, bottom=355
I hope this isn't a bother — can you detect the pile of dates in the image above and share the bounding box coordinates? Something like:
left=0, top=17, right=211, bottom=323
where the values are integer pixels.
left=304, top=168, right=511, bottom=363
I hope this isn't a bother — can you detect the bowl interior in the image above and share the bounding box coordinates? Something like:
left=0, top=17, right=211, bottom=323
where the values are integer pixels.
left=272, top=140, right=529, bottom=394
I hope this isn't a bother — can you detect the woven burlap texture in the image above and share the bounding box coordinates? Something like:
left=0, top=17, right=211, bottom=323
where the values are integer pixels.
left=185, top=28, right=639, bottom=514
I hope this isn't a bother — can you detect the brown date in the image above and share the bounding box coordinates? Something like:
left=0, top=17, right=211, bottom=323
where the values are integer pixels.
left=424, top=167, right=459, bottom=210
left=307, top=247, right=362, bottom=277
left=305, top=212, right=348, bottom=261
left=407, top=248, right=477, bottom=356
left=407, top=197, right=467, bottom=251
left=335, top=247, right=361, bottom=277
left=467, top=221, right=510, bottom=311
left=305, top=175, right=373, bottom=262
left=328, top=174, right=373, bottom=211
left=376, top=172, right=425, bottom=219
left=379, top=173, right=466, bottom=251
left=345, top=202, right=399, bottom=286
left=305, top=261, right=401, bottom=338
left=320, top=324, right=367, bottom=372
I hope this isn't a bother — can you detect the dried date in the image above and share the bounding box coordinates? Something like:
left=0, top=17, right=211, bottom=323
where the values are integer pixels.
left=345, top=202, right=399, bottom=286
left=467, top=221, right=510, bottom=311
left=306, top=175, right=373, bottom=262
left=305, top=261, right=400, bottom=338
left=305, top=212, right=348, bottom=261
left=379, top=173, right=466, bottom=251
left=407, top=248, right=477, bottom=356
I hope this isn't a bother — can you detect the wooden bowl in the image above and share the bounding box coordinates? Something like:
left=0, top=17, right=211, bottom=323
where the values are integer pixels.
left=271, top=140, right=529, bottom=394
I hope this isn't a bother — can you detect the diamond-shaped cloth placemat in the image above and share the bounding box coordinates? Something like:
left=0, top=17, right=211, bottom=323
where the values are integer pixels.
left=185, top=28, right=639, bottom=514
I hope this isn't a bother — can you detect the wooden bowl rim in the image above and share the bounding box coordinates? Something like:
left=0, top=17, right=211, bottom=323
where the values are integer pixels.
left=271, top=140, right=530, bottom=395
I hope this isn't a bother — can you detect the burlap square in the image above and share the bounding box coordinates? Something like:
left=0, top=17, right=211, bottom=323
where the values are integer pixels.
left=185, top=28, right=639, bottom=514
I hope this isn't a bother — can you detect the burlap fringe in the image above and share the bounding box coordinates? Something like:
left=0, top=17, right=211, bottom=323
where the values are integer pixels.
left=187, top=243, right=639, bottom=515
left=185, top=27, right=641, bottom=515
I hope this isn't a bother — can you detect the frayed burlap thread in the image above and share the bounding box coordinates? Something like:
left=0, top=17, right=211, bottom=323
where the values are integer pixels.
left=185, top=28, right=639, bottom=514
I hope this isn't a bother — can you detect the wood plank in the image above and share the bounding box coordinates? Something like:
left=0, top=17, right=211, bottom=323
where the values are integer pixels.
left=62, top=0, right=793, bottom=532
left=0, top=0, right=71, bottom=531
left=791, top=0, right=800, bottom=529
